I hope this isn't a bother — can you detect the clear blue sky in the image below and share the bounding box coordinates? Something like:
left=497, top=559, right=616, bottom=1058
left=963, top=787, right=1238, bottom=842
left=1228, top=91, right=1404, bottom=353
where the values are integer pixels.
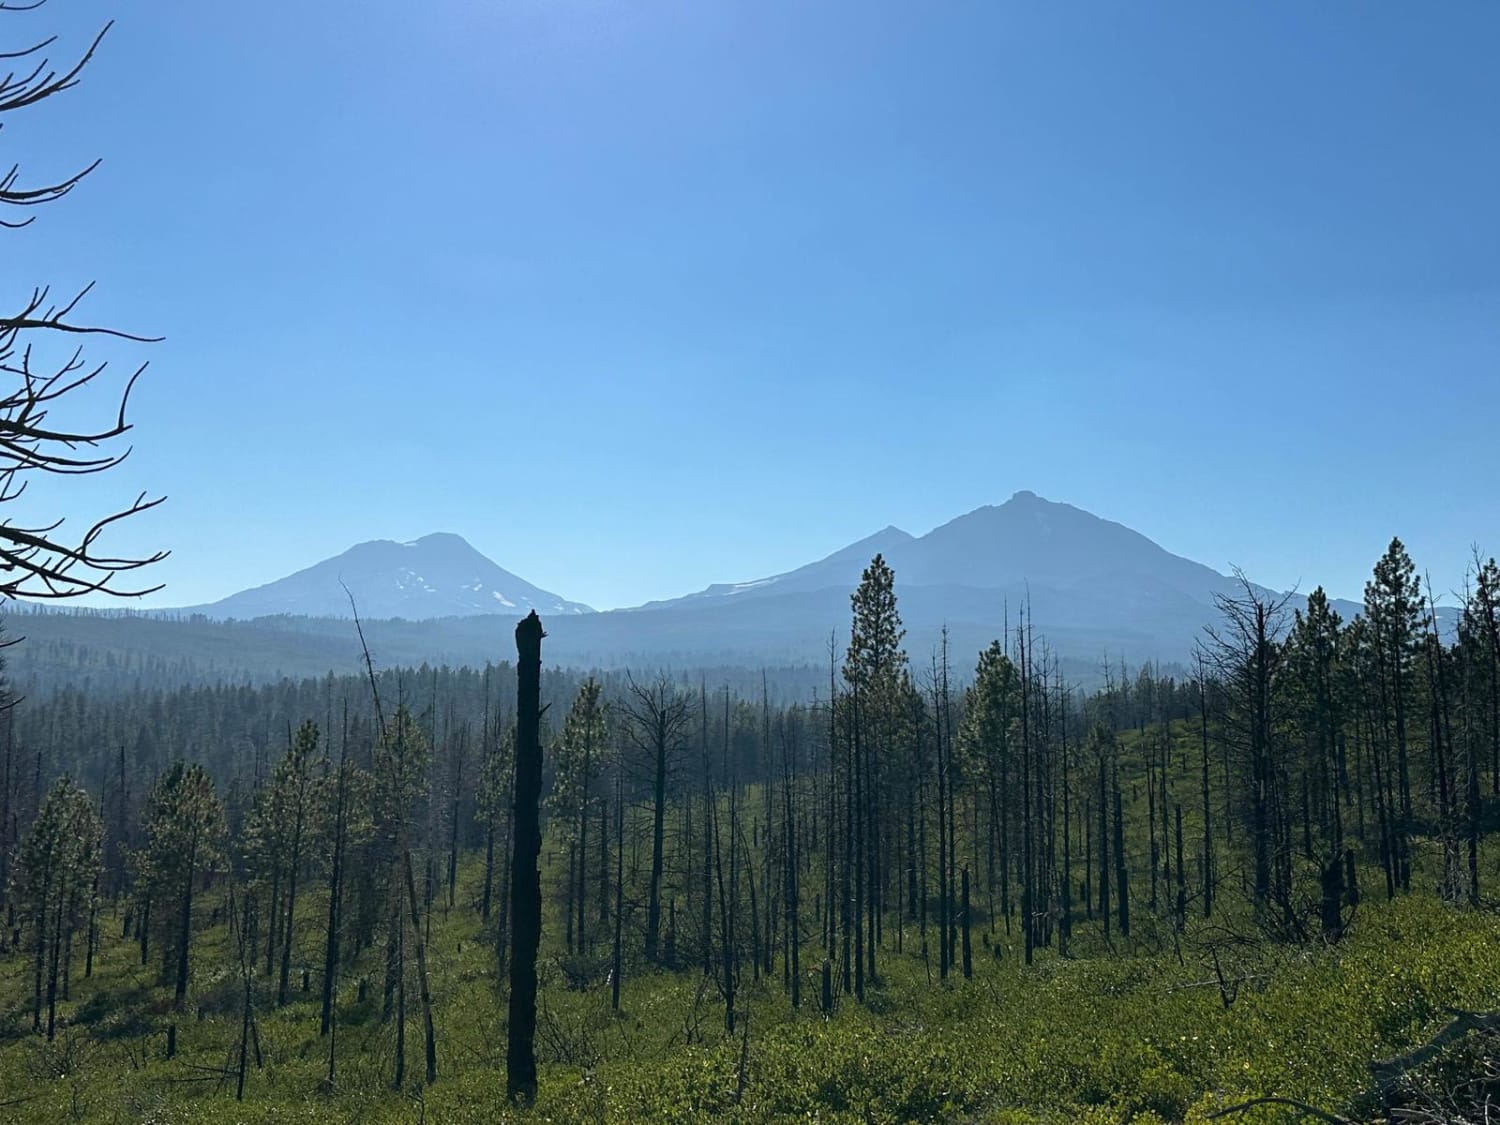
left=7, top=1, right=1497, bottom=610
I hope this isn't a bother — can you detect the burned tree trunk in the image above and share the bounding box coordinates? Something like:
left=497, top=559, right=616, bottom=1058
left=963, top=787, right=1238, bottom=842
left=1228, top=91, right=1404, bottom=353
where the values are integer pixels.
left=1113, top=769, right=1129, bottom=939
left=1197, top=657, right=1214, bottom=919
left=320, top=708, right=349, bottom=1037
left=1174, top=804, right=1186, bottom=933
left=621, top=676, right=691, bottom=964
left=611, top=761, right=624, bottom=1013
left=506, top=611, right=545, bottom=1105
left=961, top=867, right=972, bottom=980
left=401, top=850, right=438, bottom=1084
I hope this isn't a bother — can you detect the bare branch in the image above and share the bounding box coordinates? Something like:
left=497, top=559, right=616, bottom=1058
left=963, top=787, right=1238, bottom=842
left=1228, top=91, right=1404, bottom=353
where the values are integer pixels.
left=1205, top=1096, right=1353, bottom=1124
left=0, top=10, right=166, bottom=603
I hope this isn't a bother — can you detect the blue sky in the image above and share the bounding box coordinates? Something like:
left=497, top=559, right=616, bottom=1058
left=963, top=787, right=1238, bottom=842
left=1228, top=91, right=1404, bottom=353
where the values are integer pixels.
left=6, top=1, right=1497, bottom=610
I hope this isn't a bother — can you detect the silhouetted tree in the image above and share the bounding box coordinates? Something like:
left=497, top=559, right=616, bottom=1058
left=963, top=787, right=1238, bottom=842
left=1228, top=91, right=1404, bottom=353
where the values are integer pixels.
left=1202, top=574, right=1291, bottom=925
left=0, top=7, right=164, bottom=599
left=506, top=611, right=545, bottom=1105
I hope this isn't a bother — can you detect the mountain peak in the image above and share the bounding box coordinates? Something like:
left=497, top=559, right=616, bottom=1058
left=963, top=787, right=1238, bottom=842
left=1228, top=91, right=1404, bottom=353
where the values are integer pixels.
left=402, top=531, right=478, bottom=552
left=858, top=524, right=915, bottom=547
left=633, top=491, right=1240, bottom=634
left=193, top=533, right=592, bottom=621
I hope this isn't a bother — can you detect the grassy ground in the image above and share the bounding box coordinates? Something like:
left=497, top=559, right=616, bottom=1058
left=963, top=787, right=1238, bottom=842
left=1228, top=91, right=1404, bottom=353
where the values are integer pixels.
left=1, top=844, right=1498, bottom=1124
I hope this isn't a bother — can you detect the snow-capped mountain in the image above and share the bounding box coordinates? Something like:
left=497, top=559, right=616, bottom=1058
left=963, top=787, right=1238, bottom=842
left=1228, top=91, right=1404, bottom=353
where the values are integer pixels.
left=194, top=533, right=592, bottom=621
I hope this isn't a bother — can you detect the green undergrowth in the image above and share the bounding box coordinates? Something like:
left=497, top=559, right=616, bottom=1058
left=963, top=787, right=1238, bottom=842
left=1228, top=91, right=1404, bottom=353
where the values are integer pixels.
left=2, top=877, right=1497, bottom=1124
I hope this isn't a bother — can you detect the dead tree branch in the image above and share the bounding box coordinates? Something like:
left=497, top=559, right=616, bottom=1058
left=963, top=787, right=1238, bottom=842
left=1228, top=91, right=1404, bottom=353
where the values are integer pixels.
left=0, top=6, right=164, bottom=600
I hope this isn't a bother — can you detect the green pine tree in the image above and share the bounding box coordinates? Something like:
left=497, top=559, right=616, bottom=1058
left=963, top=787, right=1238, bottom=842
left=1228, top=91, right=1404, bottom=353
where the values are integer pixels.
left=1364, top=537, right=1427, bottom=892
left=11, top=776, right=101, bottom=1038
left=136, top=762, right=226, bottom=1011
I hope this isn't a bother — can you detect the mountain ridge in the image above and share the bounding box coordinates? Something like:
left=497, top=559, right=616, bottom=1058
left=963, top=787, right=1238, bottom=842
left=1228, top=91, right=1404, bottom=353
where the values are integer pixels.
left=644, top=490, right=1252, bottom=613
left=140, top=493, right=1416, bottom=679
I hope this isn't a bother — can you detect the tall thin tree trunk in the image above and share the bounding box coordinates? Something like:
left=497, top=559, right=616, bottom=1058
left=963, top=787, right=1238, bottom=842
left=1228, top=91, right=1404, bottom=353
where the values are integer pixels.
left=323, top=710, right=348, bottom=1038
left=401, top=848, right=438, bottom=1084
left=960, top=867, right=972, bottom=980
left=852, top=686, right=865, bottom=1002
left=278, top=807, right=305, bottom=1007
left=1113, top=770, right=1129, bottom=939
left=611, top=761, right=624, bottom=1012
left=506, top=611, right=545, bottom=1104
left=1198, top=665, right=1214, bottom=918
left=175, top=846, right=197, bottom=1012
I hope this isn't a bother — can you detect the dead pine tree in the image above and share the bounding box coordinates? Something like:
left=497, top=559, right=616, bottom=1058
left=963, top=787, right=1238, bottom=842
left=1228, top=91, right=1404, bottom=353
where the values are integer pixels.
left=611, top=756, right=624, bottom=1013
left=1174, top=804, right=1187, bottom=933
left=479, top=672, right=498, bottom=922
left=762, top=671, right=776, bottom=981
left=781, top=710, right=802, bottom=1009
left=699, top=679, right=714, bottom=978
left=1113, top=761, right=1129, bottom=939
left=225, top=887, right=265, bottom=1102
left=321, top=700, right=351, bottom=1058
left=712, top=774, right=736, bottom=1032
left=507, top=611, right=546, bottom=1105
left=1195, top=652, right=1215, bottom=919
left=1096, top=727, right=1111, bottom=938
left=400, top=847, right=438, bottom=1085
left=960, top=867, right=972, bottom=979
left=621, top=675, right=692, bottom=964
left=1201, top=574, right=1293, bottom=923
left=722, top=686, right=741, bottom=1028
left=1018, top=618, right=1035, bottom=966
left=323, top=769, right=344, bottom=1086
left=1058, top=676, right=1073, bottom=953
left=447, top=723, right=468, bottom=911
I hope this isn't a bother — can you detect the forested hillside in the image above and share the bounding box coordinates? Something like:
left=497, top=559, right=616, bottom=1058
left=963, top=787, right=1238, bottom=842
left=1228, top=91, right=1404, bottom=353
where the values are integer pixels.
left=0, top=607, right=849, bottom=699
left=0, top=538, right=1497, bottom=1122
left=0, top=593, right=1173, bottom=703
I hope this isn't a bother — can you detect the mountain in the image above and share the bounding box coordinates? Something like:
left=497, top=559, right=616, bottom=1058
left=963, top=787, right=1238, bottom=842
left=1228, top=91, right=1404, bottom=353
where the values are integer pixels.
left=634, top=524, right=917, bottom=609
left=12, top=493, right=1431, bottom=696
left=194, top=533, right=593, bottom=621
left=649, top=491, right=1242, bottom=614
left=626, top=490, right=1376, bottom=663
left=184, top=492, right=1329, bottom=673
